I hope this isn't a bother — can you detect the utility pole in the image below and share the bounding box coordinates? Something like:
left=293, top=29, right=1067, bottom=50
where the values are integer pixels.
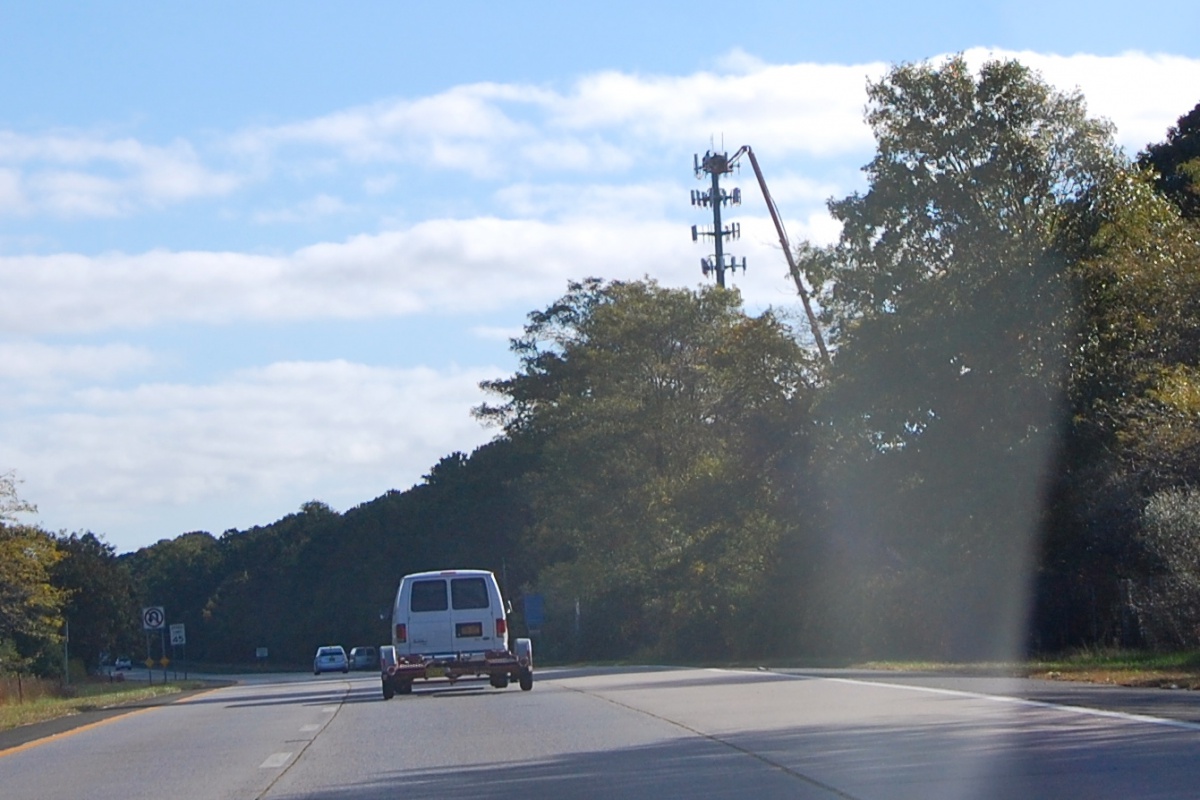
left=691, top=149, right=746, bottom=288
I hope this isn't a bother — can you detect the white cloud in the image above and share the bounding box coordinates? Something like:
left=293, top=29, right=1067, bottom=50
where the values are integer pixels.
left=0, top=215, right=720, bottom=334
left=470, top=325, right=524, bottom=342
left=962, top=48, right=1200, bottom=153
left=3, top=360, right=499, bottom=545
left=0, top=341, right=155, bottom=388
left=0, top=51, right=1193, bottom=224
left=0, top=132, right=239, bottom=216
left=0, top=168, right=26, bottom=212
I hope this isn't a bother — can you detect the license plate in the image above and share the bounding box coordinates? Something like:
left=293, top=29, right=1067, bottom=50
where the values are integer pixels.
left=456, top=622, right=483, bottom=638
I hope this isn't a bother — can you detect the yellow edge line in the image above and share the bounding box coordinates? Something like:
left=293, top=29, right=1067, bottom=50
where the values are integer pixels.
left=0, top=685, right=227, bottom=758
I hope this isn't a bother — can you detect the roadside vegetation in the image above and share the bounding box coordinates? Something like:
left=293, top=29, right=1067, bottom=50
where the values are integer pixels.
left=3, top=57, right=1200, bottom=679
left=0, top=676, right=206, bottom=732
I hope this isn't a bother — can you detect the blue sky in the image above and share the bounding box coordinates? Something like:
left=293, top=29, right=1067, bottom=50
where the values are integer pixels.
left=2, top=1, right=1198, bottom=552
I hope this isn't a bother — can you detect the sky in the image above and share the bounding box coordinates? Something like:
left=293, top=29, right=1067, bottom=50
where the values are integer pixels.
left=1, top=1, right=1198, bottom=553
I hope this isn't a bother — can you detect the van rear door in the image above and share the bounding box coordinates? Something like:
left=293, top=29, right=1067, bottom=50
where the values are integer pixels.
left=448, top=575, right=494, bottom=652
left=407, top=577, right=453, bottom=654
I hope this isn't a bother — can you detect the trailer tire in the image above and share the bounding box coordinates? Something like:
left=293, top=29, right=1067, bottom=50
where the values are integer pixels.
left=382, top=677, right=395, bottom=700
left=398, top=680, right=413, bottom=695
left=490, top=674, right=509, bottom=689
left=519, top=668, right=533, bottom=691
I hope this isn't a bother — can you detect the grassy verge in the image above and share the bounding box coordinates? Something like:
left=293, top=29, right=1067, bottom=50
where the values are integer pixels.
left=1025, top=649, right=1200, bottom=689
left=0, top=679, right=207, bottom=732
left=849, top=649, right=1200, bottom=689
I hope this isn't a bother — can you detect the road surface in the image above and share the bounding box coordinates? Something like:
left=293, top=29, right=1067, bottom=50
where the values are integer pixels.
left=3, top=666, right=1200, bottom=799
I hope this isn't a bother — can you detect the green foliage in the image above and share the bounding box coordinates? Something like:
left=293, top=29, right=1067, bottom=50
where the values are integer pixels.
left=0, top=526, right=65, bottom=674
left=1129, top=488, right=1200, bottom=648
left=1138, top=102, right=1200, bottom=219
left=479, top=278, right=818, bottom=659
left=804, top=55, right=1122, bottom=659
left=53, top=532, right=138, bottom=670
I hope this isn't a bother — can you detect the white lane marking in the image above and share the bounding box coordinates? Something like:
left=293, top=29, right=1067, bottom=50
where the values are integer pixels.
left=259, top=752, right=293, bottom=769
left=321, top=706, right=337, bottom=713
left=300, top=724, right=320, bottom=733
left=756, top=670, right=1200, bottom=733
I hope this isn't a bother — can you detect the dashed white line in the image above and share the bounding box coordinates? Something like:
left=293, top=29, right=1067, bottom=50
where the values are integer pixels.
left=259, top=752, right=292, bottom=769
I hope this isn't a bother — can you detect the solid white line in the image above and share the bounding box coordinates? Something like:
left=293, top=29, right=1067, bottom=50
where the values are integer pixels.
left=779, top=672, right=1200, bottom=733
left=259, top=752, right=292, bottom=769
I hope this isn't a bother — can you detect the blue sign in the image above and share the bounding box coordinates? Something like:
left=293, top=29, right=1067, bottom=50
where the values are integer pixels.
left=524, top=594, right=544, bottom=629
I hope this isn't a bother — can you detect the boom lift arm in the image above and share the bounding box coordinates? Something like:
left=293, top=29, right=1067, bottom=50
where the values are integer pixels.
left=729, top=145, right=831, bottom=366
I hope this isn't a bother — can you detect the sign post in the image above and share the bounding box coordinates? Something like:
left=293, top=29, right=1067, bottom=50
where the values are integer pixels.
left=142, top=607, right=165, bottom=684
left=170, top=624, right=186, bottom=679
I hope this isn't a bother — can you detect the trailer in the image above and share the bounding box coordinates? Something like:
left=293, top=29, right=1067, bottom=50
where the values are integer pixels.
left=379, top=638, right=533, bottom=698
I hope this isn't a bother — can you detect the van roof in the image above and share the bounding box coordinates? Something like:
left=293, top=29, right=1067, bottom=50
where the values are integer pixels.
left=402, top=569, right=494, bottom=580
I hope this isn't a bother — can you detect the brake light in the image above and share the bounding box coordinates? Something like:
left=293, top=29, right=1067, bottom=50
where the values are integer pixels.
left=395, top=623, right=407, bottom=643
left=496, top=618, right=507, bottom=637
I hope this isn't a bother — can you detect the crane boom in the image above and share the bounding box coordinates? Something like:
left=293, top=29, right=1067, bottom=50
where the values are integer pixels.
left=731, top=145, right=830, bottom=365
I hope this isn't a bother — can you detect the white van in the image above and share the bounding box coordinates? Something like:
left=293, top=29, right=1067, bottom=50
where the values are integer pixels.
left=380, top=569, right=532, bottom=698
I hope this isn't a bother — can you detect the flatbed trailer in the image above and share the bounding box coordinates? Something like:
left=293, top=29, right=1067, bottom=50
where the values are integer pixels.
left=379, top=638, right=533, bottom=698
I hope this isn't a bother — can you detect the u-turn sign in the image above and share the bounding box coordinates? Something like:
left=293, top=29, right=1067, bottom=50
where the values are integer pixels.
left=142, top=606, right=165, bottom=630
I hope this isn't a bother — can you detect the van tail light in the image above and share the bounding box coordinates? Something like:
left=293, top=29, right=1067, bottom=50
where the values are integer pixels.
left=395, top=623, right=407, bottom=644
left=496, top=618, right=507, bottom=637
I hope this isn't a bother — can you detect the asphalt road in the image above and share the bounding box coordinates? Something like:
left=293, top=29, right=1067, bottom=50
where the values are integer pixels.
left=3, top=666, right=1200, bottom=799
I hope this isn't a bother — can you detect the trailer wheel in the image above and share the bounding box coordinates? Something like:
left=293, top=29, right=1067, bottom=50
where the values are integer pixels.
left=398, top=680, right=413, bottom=695
left=381, top=677, right=395, bottom=700
left=519, top=668, right=533, bottom=691
left=490, top=673, right=509, bottom=689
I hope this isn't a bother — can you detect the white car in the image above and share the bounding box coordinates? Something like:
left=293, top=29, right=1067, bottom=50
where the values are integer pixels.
left=313, top=645, right=348, bottom=675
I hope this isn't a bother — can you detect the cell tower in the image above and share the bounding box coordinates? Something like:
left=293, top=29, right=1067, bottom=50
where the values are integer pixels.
left=691, top=149, right=746, bottom=288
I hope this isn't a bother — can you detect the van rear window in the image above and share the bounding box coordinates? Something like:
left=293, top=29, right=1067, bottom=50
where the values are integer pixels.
left=410, top=579, right=448, bottom=612
left=451, top=577, right=489, bottom=609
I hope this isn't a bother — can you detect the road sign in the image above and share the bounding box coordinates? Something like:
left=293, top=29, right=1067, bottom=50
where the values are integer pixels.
left=169, top=623, right=186, bottom=645
left=524, top=594, right=544, bottom=633
left=142, top=606, right=165, bottom=630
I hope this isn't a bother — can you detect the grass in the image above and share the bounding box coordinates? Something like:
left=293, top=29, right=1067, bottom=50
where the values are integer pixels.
left=847, top=648, right=1200, bottom=689
left=0, top=676, right=207, bottom=732
left=1025, top=648, right=1200, bottom=689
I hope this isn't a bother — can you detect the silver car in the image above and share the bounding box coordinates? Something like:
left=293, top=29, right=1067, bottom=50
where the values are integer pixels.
left=313, top=645, right=348, bottom=675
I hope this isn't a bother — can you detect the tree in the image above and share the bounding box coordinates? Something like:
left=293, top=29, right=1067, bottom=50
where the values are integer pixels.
left=0, top=473, right=64, bottom=673
left=802, top=56, right=1123, bottom=658
left=125, top=531, right=223, bottom=661
left=1, top=470, right=36, bottom=524
left=1138, top=101, right=1200, bottom=220
left=478, top=278, right=819, bottom=658
left=53, top=532, right=138, bottom=670
left=1036, top=120, right=1200, bottom=650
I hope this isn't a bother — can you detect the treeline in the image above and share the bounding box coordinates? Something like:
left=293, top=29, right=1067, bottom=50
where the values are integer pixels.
left=5, top=56, right=1200, bottom=673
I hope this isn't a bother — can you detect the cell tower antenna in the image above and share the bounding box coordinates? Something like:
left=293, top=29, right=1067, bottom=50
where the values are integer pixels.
left=689, top=141, right=745, bottom=289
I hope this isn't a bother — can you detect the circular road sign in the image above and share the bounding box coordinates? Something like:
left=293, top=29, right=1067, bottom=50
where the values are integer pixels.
left=142, top=606, right=165, bottom=630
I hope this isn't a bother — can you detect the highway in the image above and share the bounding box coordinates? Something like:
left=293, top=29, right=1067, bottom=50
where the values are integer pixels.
left=3, top=666, right=1200, bottom=799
